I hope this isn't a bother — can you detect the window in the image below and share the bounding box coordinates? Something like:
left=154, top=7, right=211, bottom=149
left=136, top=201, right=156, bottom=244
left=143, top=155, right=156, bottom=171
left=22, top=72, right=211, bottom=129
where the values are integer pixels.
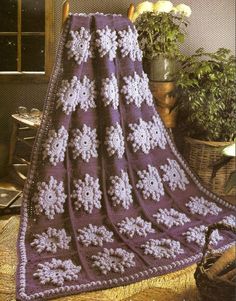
left=0, top=0, right=54, bottom=82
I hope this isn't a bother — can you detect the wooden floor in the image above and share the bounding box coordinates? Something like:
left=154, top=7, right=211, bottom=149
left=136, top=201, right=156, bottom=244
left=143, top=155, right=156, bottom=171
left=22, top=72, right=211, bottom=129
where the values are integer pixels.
left=0, top=179, right=201, bottom=301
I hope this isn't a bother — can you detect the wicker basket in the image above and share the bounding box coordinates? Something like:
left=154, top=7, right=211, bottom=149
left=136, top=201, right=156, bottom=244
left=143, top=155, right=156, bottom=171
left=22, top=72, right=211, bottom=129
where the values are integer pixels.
left=183, top=137, right=236, bottom=196
left=194, top=223, right=236, bottom=301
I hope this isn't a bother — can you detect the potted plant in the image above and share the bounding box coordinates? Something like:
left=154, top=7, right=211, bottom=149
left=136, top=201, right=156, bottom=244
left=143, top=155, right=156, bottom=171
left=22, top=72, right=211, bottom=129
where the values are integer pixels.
left=176, top=48, right=236, bottom=195
left=129, top=1, right=191, bottom=129
left=132, top=0, right=191, bottom=81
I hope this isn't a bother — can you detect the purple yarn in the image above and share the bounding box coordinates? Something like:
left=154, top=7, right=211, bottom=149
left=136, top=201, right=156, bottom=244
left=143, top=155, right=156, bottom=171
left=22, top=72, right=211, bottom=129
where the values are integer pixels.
left=16, top=13, right=236, bottom=301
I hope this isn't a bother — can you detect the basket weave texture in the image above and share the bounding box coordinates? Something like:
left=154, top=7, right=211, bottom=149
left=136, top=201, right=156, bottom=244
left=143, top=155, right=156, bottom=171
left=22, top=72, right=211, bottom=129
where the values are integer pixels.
left=183, top=137, right=236, bottom=196
left=194, top=223, right=236, bottom=301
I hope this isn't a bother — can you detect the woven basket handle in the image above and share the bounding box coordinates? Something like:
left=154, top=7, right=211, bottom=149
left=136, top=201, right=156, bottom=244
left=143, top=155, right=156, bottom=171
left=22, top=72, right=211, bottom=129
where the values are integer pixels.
left=200, top=222, right=236, bottom=265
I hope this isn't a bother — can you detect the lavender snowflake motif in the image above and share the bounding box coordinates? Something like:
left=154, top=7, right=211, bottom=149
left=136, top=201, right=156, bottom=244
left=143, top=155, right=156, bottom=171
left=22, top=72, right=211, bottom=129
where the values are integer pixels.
left=33, top=176, right=66, bottom=220
left=121, top=72, right=142, bottom=107
left=118, top=26, right=142, bottom=61
left=69, top=125, right=99, bottom=162
left=72, top=174, right=102, bottom=214
left=101, top=73, right=119, bottom=109
left=92, top=248, right=135, bottom=275
left=186, top=196, right=222, bottom=216
left=160, top=159, right=189, bottom=191
left=139, top=72, right=153, bottom=106
left=77, top=76, right=97, bottom=111
left=183, top=225, right=223, bottom=247
left=31, top=228, right=71, bottom=254
left=127, top=118, right=151, bottom=153
left=56, top=76, right=80, bottom=114
left=141, top=239, right=184, bottom=259
left=153, top=208, right=190, bottom=228
left=33, top=258, right=81, bottom=286
left=108, top=170, right=133, bottom=209
left=105, top=123, right=125, bottom=159
left=77, top=224, right=114, bottom=247
left=136, top=165, right=164, bottom=202
left=96, top=25, right=118, bottom=60
left=121, top=72, right=153, bottom=107
left=66, top=28, right=93, bottom=64
left=42, top=126, right=68, bottom=166
left=221, top=214, right=236, bottom=227
left=148, top=115, right=167, bottom=149
left=117, top=216, right=155, bottom=238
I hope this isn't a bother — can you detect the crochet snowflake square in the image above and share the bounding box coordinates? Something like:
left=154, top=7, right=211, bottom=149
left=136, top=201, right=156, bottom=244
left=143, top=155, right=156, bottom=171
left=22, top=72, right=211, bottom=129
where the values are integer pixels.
left=160, top=159, right=189, bottom=191
left=117, top=216, right=155, bottom=238
left=141, top=238, right=184, bottom=259
left=77, top=76, right=97, bottom=111
left=31, top=228, right=71, bottom=254
left=221, top=214, right=236, bottom=227
left=121, top=72, right=142, bottom=107
left=118, top=26, right=142, bottom=61
left=56, top=76, right=80, bottom=115
left=105, top=123, right=125, bottom=159
left=33, top=176, right=66, bottom=220
left=121, top=71, right=153, bottom=108
left=77, top=224, right=114, bottom=247
left=101, top=73, right=119, bottom=109
left=69, top=125, right=99, bottom=162
left=183, top=225, right=223, bottom=247
left=72, top=174, right=102, bottom=214
left=42, top=126, right=68, bottom=166
left=66, top=28, right=93, bottom=64
left=153, top=208, right=190, bottom=228
left=148, top=115, right=167, bottom=149
left=127, top=118, right=151, bottom=153
left=57, top=75, right=96, bottom=113
left=33, top=258, right=81, bottom=286
left=108, top=170, right=133, bottom=209
left=96, top=25, right=118, bottom=60
left=186, top=196, right=222, bottom=216
left=139, top=71, right=153, bottom=106
left=136, top=165, right=164, bottom=202
left=92, top=248, right=135, bottom=274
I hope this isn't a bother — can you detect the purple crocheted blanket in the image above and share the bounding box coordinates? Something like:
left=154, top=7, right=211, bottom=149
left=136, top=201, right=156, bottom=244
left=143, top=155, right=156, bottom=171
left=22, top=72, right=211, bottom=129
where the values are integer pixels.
left=16, top=13, right=236, bottom=301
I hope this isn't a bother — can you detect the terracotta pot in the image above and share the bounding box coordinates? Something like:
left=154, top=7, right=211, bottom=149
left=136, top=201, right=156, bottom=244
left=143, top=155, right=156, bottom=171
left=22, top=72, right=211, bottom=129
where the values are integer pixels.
left=149, top=81, right=177, bottom=128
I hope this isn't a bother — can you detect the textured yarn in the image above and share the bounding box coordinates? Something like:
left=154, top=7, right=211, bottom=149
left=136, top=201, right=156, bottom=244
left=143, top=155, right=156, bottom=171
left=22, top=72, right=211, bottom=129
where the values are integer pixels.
left=16, top=13, right=236, bottom=301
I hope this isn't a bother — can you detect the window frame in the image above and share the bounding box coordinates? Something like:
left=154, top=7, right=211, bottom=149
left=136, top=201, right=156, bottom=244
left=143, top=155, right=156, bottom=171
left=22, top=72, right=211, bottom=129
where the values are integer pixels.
left=0, top=0, right=54, bottom=83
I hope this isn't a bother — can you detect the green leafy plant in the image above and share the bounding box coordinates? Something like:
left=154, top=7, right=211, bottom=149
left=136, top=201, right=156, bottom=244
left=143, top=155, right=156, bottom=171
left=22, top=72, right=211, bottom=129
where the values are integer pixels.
left=134, top=10, right=189, bottom=59
left=176, top=48, right=236, bottom=141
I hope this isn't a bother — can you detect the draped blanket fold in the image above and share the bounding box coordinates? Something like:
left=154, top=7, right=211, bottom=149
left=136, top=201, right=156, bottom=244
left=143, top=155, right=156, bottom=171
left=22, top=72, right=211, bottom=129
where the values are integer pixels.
left=16, top=13, right=236, bottom=301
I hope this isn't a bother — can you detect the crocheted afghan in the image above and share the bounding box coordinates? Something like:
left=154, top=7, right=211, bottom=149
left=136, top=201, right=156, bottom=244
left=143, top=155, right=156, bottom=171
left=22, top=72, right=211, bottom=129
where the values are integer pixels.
left=16, top=13, right=236, bottom=301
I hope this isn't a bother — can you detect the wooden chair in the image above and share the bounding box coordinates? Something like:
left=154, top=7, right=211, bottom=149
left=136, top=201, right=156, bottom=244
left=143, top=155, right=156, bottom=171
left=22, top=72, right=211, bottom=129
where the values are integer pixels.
left=61, top=0, right=135, bottom=26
